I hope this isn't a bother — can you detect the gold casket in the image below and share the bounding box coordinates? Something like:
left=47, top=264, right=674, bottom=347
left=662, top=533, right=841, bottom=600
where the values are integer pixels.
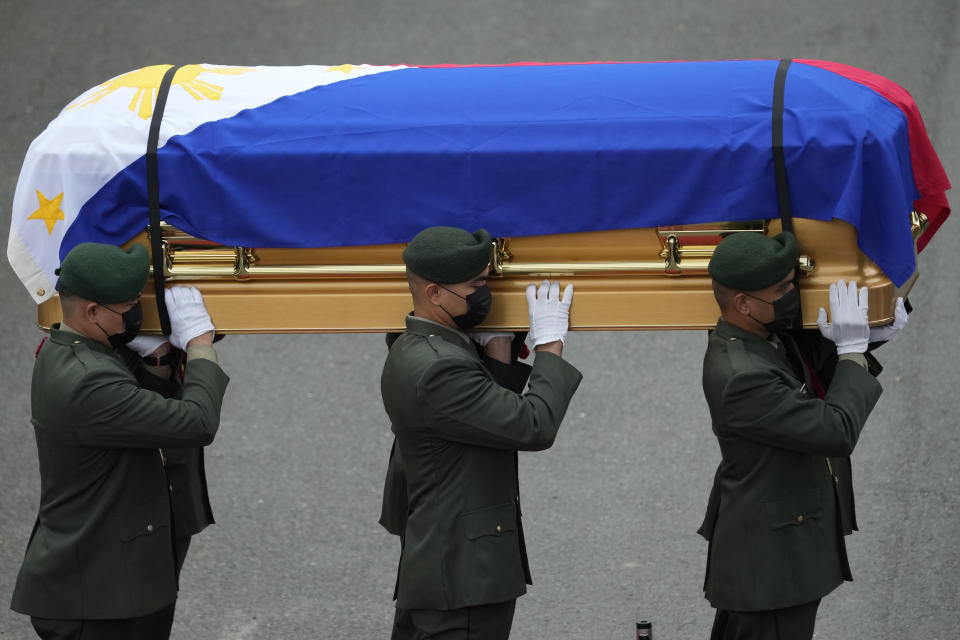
left=12, top=61, right=950, bottom=332
left=36, top=215, right=926, bottom=333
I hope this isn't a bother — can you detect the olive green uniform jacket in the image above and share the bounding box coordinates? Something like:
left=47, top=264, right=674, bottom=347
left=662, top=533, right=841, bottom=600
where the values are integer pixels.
left=381, top=316, right=582, bottom=610
left=697, top=319, right=882, bottom=612
left=118, top=350, right=216, bottom=543
left=10, top=325, right=229, bottom=620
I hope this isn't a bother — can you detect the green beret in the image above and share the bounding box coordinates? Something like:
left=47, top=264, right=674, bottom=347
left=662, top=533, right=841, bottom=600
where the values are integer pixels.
left=402, top=226, right=493, bottom=284
left=56, top=242, right=150, bottom=303
left=708, top=231, right=798, bottom=291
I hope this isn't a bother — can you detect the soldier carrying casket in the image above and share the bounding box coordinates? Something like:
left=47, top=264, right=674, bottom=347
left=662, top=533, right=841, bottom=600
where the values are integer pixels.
left=697, top=231, right=908, bottom=640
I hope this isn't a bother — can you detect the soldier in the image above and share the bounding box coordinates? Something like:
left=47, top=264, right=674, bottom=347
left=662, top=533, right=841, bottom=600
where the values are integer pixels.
left=381, top=226, right=582, bottom=639
left=10, top=242, right=230, bottom=640
left=123, top=332, right=217, bottom=579
left=697, top=231, right=907, bottom=640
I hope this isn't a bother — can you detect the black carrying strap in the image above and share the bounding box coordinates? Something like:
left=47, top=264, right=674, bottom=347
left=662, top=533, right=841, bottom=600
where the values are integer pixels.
left=772, top=58, right=794, bottom=234
left=147, top=64, right=182, bottom=336
left=772, top=58, right=803, bottom=328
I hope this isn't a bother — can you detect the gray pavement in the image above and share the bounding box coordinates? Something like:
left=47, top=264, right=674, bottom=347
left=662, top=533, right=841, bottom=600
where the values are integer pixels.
left=1, top=1, right=958, bottom=638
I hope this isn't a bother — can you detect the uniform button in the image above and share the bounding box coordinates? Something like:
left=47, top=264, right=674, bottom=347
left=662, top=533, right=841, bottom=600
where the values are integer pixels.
left=146, top=524, right=154, bottom=532
left=796, top=515, right=804, bottom=523
left=495, top=525, right=503, bottom=533
left=728, top=337, right=736, bottom=341
left=169, top=485, right=174, bottom=493
left=73, top=340, right=81, bottom=344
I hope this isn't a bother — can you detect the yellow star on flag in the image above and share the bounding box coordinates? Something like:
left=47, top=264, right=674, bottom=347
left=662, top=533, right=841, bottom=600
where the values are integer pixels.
left=27, top=190, right=66, bottom=235
left=325, top=64, right=357, bottom=74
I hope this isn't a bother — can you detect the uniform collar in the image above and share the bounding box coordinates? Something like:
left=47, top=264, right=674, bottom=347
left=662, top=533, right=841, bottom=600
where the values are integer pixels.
left=405, top=314, right=473, bottom=349
left=714, top=318, right=794, bottom=370
left=48, top=322, right=118, bottom=357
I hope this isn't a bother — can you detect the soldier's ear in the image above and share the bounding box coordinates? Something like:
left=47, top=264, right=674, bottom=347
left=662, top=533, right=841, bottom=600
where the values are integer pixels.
left=732, top=292, right=751, bottom=316
left=423, top=282, right=443, bottom=305
left=80, top=301, right=100, bottom=323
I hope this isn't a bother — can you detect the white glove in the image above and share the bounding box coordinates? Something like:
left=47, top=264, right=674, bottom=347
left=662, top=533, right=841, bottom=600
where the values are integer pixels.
left=869, top=297, right=908, bottom=343
left=126, top=335, right=170, bottom=357
left=164, top=286, right=215, bottom=350
left=816, top=279, right=870, bottom=354
left=525, top=280, right=573, bottom=346
left=470, top=332, right=513, bottom=347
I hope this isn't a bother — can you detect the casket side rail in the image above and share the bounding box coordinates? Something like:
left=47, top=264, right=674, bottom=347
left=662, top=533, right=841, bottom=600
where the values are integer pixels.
left=36, top=214, right=925, bottom=333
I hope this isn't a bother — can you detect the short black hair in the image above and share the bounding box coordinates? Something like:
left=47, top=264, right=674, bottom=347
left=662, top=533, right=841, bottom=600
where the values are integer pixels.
left=712, top=280, right=735, bottom=312
left=57, top=286, right=80, bottom=302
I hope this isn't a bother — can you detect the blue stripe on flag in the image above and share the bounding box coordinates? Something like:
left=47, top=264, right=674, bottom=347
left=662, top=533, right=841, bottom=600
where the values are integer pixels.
left=64, top=60, right=918, bottom=285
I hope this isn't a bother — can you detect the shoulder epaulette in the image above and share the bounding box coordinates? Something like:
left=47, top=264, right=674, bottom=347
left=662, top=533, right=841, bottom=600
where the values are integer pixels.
left=425, top=333, right=451, bottom=354
left=423, top=333, right=478, bottom=360
left=68, top=339, right=102, bottom=369
left=724, top=336, right=755, bottom=372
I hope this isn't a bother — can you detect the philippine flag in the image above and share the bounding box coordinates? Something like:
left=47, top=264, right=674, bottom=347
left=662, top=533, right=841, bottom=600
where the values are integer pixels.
left=8, top=60, right=951, bottom=303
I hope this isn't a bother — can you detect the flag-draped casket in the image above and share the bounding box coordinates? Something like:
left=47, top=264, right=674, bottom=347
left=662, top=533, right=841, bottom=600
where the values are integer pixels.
left=8, top=60, right=951, bottom=332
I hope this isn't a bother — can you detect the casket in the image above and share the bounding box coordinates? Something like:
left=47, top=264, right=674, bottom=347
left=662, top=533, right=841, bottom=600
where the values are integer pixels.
left=10, top=60, right=951, bottom=333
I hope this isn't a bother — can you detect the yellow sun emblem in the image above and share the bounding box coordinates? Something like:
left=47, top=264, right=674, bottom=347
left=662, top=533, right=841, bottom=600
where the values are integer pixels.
left=27, top=191, right=66, bottom=235
left=325, top=64, right=358, bottom=74
left=67, top=64, right=254, bottom=120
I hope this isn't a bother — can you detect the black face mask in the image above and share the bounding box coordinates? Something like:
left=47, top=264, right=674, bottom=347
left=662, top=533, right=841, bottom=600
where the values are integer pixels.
left=746, top=287, right=800, bottom=333
left=439, top=284, right=492, bottom=330
left=96, top=301, right=143, bottom=348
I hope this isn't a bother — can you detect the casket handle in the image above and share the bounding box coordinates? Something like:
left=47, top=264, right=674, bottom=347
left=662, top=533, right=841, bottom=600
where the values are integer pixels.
left=664, top=234, right=682, bottom=275
left=910, top=211, right=929, bottom=240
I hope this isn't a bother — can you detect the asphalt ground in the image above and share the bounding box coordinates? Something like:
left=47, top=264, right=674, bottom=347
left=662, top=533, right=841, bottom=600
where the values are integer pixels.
left=1, top=2, right=957, bottom=638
